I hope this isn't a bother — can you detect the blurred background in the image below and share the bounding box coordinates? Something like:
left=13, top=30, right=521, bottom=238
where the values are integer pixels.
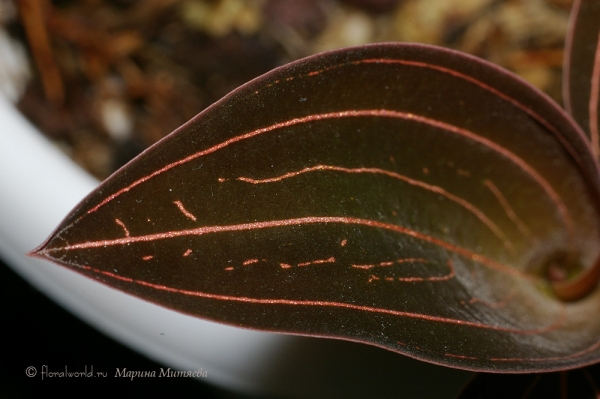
left=0, top=0, right=577, bottom=397
left=1, top=0, right=573, bottom=180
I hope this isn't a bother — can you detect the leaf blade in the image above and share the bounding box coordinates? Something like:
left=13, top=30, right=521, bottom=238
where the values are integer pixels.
left=33, top=43, right=600, bottom=372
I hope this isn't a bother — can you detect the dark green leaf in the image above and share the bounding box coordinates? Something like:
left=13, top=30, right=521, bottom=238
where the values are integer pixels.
left=564, top=0, right=600, bottom=156
left=31, top=43, right=600, bottom=372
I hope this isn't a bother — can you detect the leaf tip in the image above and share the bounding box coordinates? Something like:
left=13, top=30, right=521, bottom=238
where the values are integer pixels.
left=26, top=242, right=51, bottom=261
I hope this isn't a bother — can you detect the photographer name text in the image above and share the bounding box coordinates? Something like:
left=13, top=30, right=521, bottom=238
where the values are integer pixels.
left=26, top=365, right=208, bottom=380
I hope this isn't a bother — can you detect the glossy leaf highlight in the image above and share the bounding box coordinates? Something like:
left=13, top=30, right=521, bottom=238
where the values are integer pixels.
left=32, top=43, right=600, bottom=372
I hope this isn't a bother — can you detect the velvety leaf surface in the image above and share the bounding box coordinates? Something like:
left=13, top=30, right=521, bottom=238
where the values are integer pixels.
left=564, top=0, right=600, bottom=156
left=33, top=43, right=600, bottom=372
left=457, top=364, right=600, bottom=399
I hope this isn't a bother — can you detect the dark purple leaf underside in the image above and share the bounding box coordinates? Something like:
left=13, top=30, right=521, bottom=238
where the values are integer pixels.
left=33, top=43, right=600, bottom=372
left=564, top=0, right=600, bottom=156
left=457, top=363, right=600, bottom=399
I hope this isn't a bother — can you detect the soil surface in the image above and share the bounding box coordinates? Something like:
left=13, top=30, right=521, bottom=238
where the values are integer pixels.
left=3, top=0, right=574, bottom=179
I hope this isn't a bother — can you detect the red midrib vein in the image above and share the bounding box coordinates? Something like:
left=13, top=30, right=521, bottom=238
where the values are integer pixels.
left=48, top=215, right=532, bottom=279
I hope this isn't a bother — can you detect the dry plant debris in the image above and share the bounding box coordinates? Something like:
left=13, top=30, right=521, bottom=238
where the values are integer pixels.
left=1, top=0, right=573, bottom=179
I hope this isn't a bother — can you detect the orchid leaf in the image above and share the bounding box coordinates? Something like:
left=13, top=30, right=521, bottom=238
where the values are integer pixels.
left=31, top=43, right=600, bottom=373
left=564, top=0, right=600, bottom=157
